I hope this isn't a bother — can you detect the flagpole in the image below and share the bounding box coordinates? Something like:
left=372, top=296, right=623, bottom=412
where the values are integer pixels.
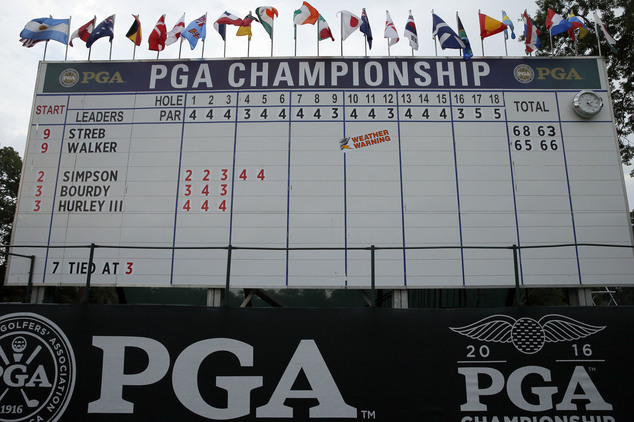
left=65, top=16, right=71, bottom=61
left=43, top=41, right=49, bottom=61
left=271, top=14, right=274, bottom=57
left=88, top=15, right=96, bottom=61
left=317, top=23, right=320, bottom=57
left=502, top=10, right=508, bottom=56
left=132, top=14, right=138, bottom=60
left=549, top=31, right=553, bottom=55
left=109, top=15, right=116, bottom=61
left=479, top=9, right=485, bottom=56
left=294, top=24, right=297, bottom=56
left=178, top=13, right=185, bottom=59
left=340, top=13, right=344, bottom=57
left=201, top=12, right=207, bottom=59
left=432, top=10, right=438, bottom=56
left=594, top=17, right=602, bottom=56
left=224, top=39, right=227, bottom=58
left=410, top=10, right=414, bottom=57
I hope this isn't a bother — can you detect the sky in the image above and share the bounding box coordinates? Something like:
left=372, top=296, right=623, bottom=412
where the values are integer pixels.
left=2, top=0, right=633, bottom=207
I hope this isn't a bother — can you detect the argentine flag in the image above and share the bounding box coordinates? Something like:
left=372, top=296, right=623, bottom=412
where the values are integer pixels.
left=20, top=18, right=69, bottom=45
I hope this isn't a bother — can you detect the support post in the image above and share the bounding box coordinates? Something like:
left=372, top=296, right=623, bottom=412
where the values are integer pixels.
left=224, top=244, right=233, bottom=306
left=392, top=290, right=408, bottom=308
left=82, top=243, right=95, bottom=303
left=512, top=244, right=521, bottom=306
left=207, top=289, right=224, bottom=307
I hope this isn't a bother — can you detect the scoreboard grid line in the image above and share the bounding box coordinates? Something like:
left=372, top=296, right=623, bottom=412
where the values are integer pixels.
left=554, top=91, right=583, bottom=285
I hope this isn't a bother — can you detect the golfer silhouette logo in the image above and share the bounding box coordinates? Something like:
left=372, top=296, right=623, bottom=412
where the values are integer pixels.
left=0, top=313, right=75, bottom=422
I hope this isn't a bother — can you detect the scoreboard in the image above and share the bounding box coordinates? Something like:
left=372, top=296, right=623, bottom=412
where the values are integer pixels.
left=7, top=56, right=634, bottom=288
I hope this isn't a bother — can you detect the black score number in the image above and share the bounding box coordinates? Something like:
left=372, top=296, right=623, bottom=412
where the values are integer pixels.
left=512, top=125, right=559, bottom=151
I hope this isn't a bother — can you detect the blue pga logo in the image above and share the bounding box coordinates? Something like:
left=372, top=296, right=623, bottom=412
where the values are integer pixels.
left=0, top=313, right=76, bottom=422
left=450, top=314, right=615, bottom=419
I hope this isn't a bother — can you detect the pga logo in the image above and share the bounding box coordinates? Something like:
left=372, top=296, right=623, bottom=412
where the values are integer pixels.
left=0, top=313, right=75, bottom=422
left=450, top=314, right=613, bottom=413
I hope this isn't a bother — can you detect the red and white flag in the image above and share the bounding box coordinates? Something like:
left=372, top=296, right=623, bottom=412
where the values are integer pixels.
left=69, top=17, right=95, bottom=47
left=338, top=10, right=360, bottom=41
left=384, top=11, right=399, bottom=46
left=166, top=13, right=185, bottom=46
left=149, top=15, right=167, bottom=51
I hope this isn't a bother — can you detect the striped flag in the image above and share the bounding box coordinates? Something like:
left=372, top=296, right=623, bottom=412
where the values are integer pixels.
left=318, top=14, right=334, bottom=41
left=479, top=12, right=507, bottom=39
left=20, top=17, right=70, bottom=46
left=502, top=10, right=515, bottom=39
left=546, top=9, right=572, bottom=36
left=523, top=11, right=541, bottom=53
left=294, top=2, right=319, bottom=25
left=126, top=14, right=141, bottom=46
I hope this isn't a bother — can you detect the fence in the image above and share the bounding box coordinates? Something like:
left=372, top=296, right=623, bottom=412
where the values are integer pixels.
left=3, top=243, right=633, bottom=305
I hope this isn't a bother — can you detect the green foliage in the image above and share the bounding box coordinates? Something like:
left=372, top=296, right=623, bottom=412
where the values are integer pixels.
left=530, top=0, right=634, bottom=167
left=0, top=146, right=22, bottom=247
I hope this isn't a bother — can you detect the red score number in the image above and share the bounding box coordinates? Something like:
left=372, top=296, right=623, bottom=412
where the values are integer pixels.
left=181, top=168, right=265, bottom=212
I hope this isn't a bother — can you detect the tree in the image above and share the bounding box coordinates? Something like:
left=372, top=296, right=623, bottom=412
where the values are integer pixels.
left=0, top=147, right=22, bottom=294
left=0, top=147, right=21, bottom=247
left=530, top=0, right=634, bottom=168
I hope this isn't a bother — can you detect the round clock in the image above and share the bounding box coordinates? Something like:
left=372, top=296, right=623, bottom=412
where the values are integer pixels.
left=572, top=90, right=603, bottom=118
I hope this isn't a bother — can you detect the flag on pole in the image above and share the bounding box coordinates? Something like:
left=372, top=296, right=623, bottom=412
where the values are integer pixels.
left=86, top=15, right=115, bottom=48
left=593, top=11, right=618, bottom=53
left=216, top=12, right=244, bottom=26
left=20, top=17, right=70, bottom=46
left=318, top=14, right=334, bottom=41
left=182, top=15, right=206, bottom=49
left=404, top=11, right=418, bottom=50
left=294, top=2, right=319, bottom=25
left=384, top=11, right=399, bottom=46
left=479, top=12, right=507, bottom=39
left=214, top=12, right=243, bottom=41
left=502, top=10, right=515, bottom=39
left=523, top=10, right=541, bottom=53
left=338, top=10, right=360, bottom=41
left=567, top=13, right=589, bottom=41
left=546, top=9, right=572, bottom=36
left=149, top=15, right=167, bottom=51
left=236, top=12, right=259, bottom=40
left=360, top=8, right=373, bottom=49
left=126, top=14, right=141, bottom=46
left=69, top=17, right=95, bottom=47
left=166, top=13, right=185, bottom=46
left=255, top=6, right=278, bottom=39
left=456, top=14, right=473, bottom=60
left=432, top=13, right=465, bottom=50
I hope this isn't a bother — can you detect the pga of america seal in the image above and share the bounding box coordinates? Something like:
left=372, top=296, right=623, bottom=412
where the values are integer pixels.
left=513, top=64, right=535, bottom=84
left=58, top=69, right=79, bottom=88
left=0, top=313, right=75, bottom=422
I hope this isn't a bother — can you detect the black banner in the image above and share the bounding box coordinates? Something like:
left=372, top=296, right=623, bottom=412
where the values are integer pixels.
left=42, top=57, right=602, bottom=93
left=0, top=305, right=631, bottom=421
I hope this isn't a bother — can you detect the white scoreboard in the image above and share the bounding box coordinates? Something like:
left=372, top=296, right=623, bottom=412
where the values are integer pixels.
left=7, top=57, right=634, bottom=288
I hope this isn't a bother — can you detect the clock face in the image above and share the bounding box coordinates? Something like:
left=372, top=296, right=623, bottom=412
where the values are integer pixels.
left=573, top=90, right=603, bottom=117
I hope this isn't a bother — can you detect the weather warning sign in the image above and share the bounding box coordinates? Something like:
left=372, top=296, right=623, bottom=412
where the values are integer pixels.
left=6, top=56, right=634, bottom=288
